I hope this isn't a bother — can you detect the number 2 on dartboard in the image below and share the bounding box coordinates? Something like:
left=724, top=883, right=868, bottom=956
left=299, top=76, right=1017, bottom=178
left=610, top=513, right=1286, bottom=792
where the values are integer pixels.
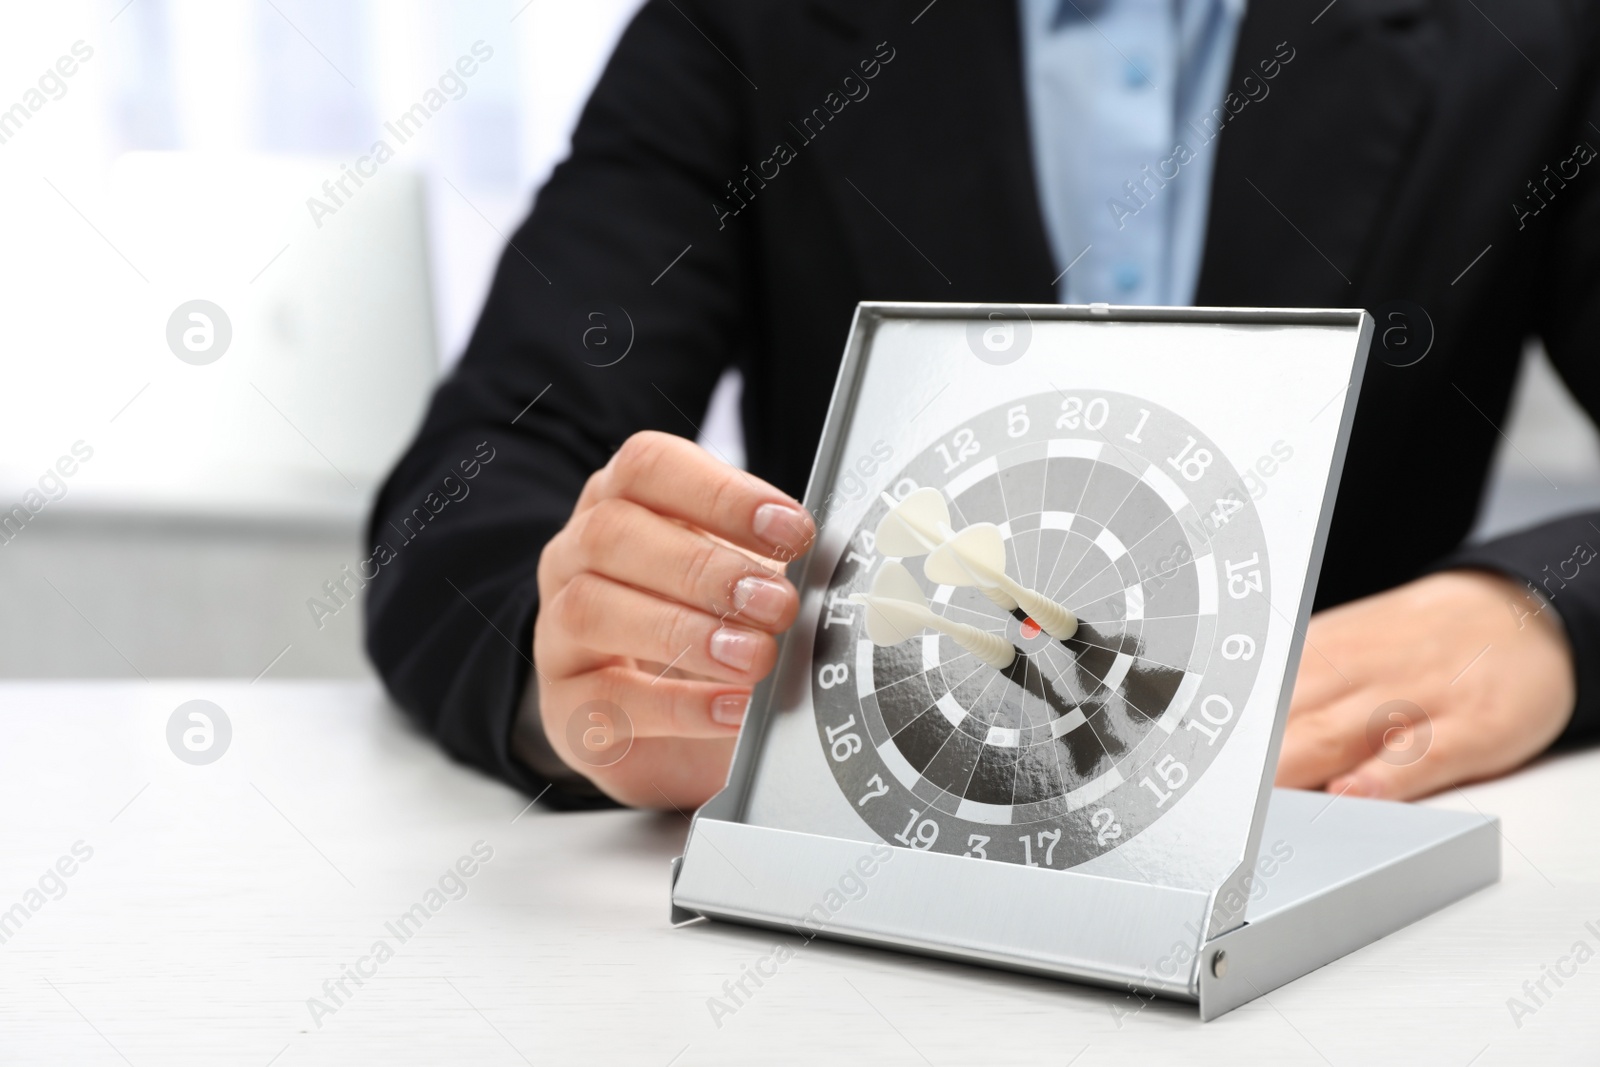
left=1091, top=807, right=1123, bottom=846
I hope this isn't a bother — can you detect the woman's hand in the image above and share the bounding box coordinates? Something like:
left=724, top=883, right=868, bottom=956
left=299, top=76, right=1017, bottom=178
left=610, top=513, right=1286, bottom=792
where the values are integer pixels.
left=532, top=432, right=814, bottom=809
left=1276, top=570, right=1576, bottom=800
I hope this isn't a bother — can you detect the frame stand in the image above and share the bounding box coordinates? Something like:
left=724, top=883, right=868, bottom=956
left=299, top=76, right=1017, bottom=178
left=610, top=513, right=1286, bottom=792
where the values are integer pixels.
left=672, top=788, right=1498, bottom=1020
left=670, top=304, right=1497, bottom=1021
left=1194, top=789, right=1498, bottom=1019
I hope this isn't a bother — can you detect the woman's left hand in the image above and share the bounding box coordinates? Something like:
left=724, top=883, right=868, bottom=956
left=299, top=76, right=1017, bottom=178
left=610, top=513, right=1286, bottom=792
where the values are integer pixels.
left=1275, top=569, right=1576, bottom=800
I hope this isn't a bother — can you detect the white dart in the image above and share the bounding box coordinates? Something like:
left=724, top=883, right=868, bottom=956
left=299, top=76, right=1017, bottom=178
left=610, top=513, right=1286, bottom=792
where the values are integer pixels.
left=850, top=561, right=1016, bottom=670
left=876, top=488, right=1018, bottom=610
left=925, top=523, right=1079, bottom=640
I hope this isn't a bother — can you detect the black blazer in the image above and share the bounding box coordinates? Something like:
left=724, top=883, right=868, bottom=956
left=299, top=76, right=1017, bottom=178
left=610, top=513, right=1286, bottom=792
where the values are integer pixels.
left=366, top=0, right=1600, bottom=801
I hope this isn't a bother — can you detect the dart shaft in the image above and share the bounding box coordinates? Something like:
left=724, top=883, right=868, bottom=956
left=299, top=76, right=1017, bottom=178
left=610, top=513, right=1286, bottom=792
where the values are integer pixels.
left=853, top=594, right=1015, bottom=669
left=925, top=614, right=1016, bottom=669
left=943, top=548, right=1077, bottom=640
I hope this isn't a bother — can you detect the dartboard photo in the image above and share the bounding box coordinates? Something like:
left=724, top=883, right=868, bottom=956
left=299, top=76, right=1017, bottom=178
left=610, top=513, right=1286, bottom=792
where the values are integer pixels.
left=811, top=390, right=1272, bottom=870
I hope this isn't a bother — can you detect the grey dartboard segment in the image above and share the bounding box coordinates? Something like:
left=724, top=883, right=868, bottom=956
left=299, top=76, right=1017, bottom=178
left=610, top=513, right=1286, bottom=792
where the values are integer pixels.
left=812, top=390, right=1271, bottom=870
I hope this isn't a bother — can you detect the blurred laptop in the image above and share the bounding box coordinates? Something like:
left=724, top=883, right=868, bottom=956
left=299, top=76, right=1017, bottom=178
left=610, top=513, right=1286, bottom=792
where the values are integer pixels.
left=1, top=151, right=437, bottom=525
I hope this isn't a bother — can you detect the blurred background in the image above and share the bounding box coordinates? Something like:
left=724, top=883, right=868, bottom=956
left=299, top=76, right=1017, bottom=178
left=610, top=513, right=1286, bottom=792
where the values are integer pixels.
left=1, top=0, right=1597, bottom=683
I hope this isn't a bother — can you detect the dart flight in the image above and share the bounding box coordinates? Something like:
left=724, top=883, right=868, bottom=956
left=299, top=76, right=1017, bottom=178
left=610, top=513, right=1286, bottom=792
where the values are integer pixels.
left=850, top=560, right=1016, bottom=669
left=877, top=488, right=1078, bottom=639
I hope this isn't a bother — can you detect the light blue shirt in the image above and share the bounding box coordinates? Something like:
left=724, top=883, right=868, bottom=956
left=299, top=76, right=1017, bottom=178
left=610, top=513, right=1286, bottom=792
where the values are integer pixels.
left=1021, top=0, right=1247, bottom=305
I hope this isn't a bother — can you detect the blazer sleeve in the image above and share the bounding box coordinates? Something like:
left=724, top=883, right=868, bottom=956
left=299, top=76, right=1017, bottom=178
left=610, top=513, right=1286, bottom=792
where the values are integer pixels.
left=363, top=0, right=755, bottom=804
left=1440, top=58, right=1600, bottom=748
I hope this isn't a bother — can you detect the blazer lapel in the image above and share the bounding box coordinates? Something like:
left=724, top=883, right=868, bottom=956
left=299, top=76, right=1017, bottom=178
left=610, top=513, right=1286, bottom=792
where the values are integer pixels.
left=1195, top=0, right=1442, bottom=306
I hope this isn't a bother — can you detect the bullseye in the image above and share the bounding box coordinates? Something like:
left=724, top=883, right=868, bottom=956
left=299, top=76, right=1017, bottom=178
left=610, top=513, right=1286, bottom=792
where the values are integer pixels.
left=1020, top=617, right=1041, bottom=640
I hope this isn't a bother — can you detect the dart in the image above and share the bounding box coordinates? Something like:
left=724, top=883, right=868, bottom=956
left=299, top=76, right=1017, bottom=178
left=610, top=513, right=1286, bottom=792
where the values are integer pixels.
left=876, top=488, right=1018, bottom=610
left=925, top=523, right=1079, bottom=640
left=850, top=561, right=1016, bottom=669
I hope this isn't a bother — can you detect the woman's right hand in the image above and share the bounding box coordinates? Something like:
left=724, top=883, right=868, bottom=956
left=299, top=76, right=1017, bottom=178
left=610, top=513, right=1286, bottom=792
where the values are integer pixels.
left=531, top=431, right=815, bottom=808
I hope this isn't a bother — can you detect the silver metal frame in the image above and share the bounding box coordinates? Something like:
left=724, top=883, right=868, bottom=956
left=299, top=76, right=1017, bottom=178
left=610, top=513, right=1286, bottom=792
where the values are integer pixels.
left=671, top=303, right=1500, bottom=1020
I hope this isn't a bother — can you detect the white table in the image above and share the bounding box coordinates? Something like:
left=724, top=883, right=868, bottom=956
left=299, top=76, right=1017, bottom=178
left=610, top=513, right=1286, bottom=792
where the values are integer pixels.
left=1, top=681, right=1595, bottom=1065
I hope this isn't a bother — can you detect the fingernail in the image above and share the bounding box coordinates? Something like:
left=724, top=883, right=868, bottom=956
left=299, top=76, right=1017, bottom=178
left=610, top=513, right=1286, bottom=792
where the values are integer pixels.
left=752, top=502, right=812, bottom=554
left=710, top=627, right=762, bottom=671
left=1335, top=775, right=1378, bottom=798
left=732, top=576, right=788, bottom=625
left=711, top=693, right=749, bottom=726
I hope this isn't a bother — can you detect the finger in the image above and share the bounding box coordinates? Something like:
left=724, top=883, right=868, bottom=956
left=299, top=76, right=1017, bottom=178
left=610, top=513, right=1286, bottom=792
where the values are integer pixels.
left=1326, top=707, right=1495, bottom=802
left=542, top=572, right=778, bottom=683
left=1326, top=731, right=1457, bottom=802
left=547, top=497, right=798, bottom=631
left=584, top=736, right=739, bottom=810
left=581, top=431, right=814, bottom=559
left=1287, top=626, right=1359, bottom=716
left=1287, top=648, right=1352, bottom=716
left=545, top=668, right=751, bottom=742
left=1274, top=691, right=1384, bottom=790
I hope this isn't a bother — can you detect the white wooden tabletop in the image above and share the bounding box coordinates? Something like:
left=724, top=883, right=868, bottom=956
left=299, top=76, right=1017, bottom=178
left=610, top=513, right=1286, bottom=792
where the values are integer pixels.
left=1, top=680, right=1595, bottom=1065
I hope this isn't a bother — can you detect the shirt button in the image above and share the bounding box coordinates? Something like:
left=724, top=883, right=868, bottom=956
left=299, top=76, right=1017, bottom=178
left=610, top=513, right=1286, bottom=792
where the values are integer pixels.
left=1114, top=263, right=1142, bottom=292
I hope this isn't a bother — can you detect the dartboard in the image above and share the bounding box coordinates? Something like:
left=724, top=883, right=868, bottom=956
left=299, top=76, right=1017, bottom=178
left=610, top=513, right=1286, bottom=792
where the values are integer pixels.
left=811, top=390, right=1271, bottom=870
